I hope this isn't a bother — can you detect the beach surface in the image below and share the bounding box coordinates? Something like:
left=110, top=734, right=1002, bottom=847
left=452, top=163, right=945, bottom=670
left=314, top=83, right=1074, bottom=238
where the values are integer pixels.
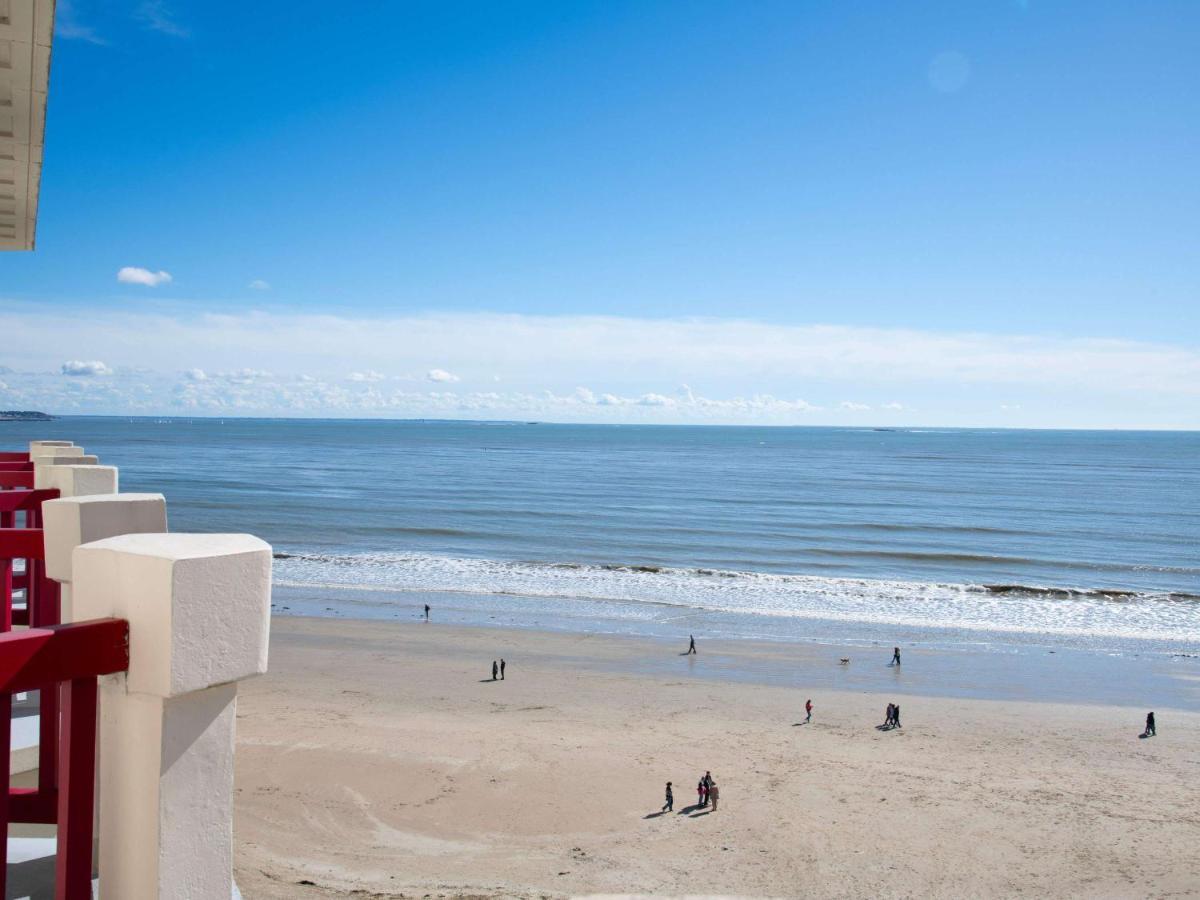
left=234, top=617, right=1200, bottom=898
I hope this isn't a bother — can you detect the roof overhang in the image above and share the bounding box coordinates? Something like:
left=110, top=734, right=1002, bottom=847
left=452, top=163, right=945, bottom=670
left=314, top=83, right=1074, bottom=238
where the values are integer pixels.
left=1, top=0, right=54, bottom=251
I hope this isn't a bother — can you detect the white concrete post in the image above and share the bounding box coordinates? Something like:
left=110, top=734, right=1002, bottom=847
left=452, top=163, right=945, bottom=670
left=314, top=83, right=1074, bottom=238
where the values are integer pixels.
left=28, top=440, right=74, bottom=454
left=34, top=454, right=99, bottom=466
left=34, top=464, right=118, bottom=496
left=30, top=445, right=86, bottom=462
left=73, top=534, right=272, bottom=900
left=41, top=494, right=168, bottom=622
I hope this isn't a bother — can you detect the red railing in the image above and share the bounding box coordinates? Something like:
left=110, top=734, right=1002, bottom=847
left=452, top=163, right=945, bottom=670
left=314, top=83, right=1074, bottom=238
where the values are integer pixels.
left=1, top=482, right=92, bottom=897
left=0, top=619, right=130, bottom=898
left=0, top=453, right=31, bottom=463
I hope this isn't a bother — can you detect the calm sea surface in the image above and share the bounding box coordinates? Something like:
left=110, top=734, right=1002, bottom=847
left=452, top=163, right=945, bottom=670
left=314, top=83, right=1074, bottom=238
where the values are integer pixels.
left=6, top=418, right=1199, bottom=660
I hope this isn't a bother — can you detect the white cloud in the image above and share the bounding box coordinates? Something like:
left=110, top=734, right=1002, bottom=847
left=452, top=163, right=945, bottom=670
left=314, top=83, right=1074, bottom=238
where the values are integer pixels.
left=61, top=360, right=113, bottom=377
left=217, top=368, right=271, bottom=384
left=0, top=308, right=1195, bottom=427
left=348, top=371, right=386, bottom=383
left=184, top=368, right=207, bottom=381
left=117, top=267, right=173, bottom=287
left=639, top=393, right=675, bottom=407
left=136, top=0, right=188, bottom=36
left=881, top=402, right=905, bottom=411
left=840, top=401, right=871, bottom=412
left=248, top=279, right=271, bottom=291
left=55, top=0, right=106, bottom=44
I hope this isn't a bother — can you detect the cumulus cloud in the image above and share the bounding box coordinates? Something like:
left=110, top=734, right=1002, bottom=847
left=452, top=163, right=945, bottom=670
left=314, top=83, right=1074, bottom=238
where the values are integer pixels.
left=184, top=368, right=207, bottom=381
left=0, top=309, right=1194, bottom=427
left=638, top=393, right=675, bottom=407
left=348, top=371, right=386, bottom=383
left=61, top=360, right=113, bottom=377
left=117, top=266, right=173, bottom=287
left=248, top=279, right=271, bottom=291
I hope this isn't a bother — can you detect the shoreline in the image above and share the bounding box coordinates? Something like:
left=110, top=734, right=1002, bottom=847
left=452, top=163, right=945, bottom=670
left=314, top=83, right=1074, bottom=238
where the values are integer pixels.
left=271, top=588, right=1200, bottom=710
left=234, top=615, right=1200, bottom=898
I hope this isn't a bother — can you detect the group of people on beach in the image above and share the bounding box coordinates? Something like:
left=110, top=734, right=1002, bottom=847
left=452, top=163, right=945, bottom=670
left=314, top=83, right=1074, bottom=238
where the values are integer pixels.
left=491, top=659, right=506, bottom=680
left=882, top=702, right=902, bottom=729
left=661, top=771, right=718, bottom=812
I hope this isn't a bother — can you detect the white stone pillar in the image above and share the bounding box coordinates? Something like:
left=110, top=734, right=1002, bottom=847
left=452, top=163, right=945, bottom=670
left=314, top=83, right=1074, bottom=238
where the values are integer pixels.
left=41, top=493, right=168, bottom=621
left=34, top=464, right=118, bottom=496
left=73, top=534, right=272, bottom=900
left=30, top=445, right=86, bottom=463
left=28, top=440, right=74, bottom=454
left=34, top=454, right=99, bottom=467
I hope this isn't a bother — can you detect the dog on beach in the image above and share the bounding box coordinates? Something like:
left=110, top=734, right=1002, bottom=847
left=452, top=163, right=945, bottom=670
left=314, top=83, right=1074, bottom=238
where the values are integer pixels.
left=839, top=658, right=850, bottom=665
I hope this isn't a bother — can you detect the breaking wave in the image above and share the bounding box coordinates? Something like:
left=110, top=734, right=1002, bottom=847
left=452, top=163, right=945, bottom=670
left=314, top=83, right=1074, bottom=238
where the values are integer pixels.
left=272, top=551, right=1200, bottom=643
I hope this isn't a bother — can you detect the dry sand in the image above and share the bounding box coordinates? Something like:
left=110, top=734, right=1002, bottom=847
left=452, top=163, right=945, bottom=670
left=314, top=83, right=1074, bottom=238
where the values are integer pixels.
left=234, top=617, right=1200, bottom=898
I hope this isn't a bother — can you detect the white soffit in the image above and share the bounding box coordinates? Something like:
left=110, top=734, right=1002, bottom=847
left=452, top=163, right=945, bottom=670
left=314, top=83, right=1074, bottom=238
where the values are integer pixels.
left=0, top=0, right=54, bottom=251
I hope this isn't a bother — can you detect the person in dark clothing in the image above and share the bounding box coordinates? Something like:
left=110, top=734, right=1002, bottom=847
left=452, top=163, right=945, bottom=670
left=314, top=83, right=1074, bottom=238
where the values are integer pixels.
left=893, top=704, right=901, bottom=728
left=891, top=646, right=901, bottom=666
left=1145, top=711, right=1156, bottom=736
left=662, top=781, right=673, bottom=812
left=884, top=703, right=894, bottom=727
left=805, top=698, right=813, bottom=723
left=500, top=658, right=506, bottom=680
left=687, top=635, right=697, bottom=654
left=492, top=660, right=498, bottom=681
left=424, top=603, right=430, bottom=620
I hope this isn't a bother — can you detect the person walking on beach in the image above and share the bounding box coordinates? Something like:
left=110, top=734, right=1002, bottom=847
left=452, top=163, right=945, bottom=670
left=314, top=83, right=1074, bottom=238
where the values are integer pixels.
left=662, top=781, right=673, bottom=812
left=1145, top=711, right=1156, bottom=737
left=708, top=781, right=719, bottom=811
left=893, top=703, right=901, bottom=728
left=492, top=660, right=499, bottom=681
left=697, top=777, right=707, bottom=807
left=805, top=698, right=813, bottom=723
left=884, top=703, right=894, bottom=728
left=424, top=603, right=430, bottom=620
left=500, top=658, right=506, bottom=680
left=891, top=646, right=901, bottom=666
left=687, top=635, right=697, bottom=655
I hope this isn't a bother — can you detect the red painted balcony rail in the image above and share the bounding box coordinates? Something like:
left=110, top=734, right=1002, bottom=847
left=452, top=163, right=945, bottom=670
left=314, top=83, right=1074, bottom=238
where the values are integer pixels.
left=1, top=619, right=130, bottom=899
left=0, top=472, right=35, bottom=490
left=0, top=453, right=30, bottom=463
left=1, top=488, right=68, bottom=886
left=0, top=462, right=34, bottom=471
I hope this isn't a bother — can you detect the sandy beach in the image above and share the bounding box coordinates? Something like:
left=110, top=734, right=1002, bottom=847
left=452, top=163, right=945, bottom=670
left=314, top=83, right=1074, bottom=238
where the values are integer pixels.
left=233, top=616, right=1200, bottom=898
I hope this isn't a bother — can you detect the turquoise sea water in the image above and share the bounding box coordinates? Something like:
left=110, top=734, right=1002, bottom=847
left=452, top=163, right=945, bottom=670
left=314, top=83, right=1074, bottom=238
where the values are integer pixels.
left=5, top=418, right=1199, bottom=667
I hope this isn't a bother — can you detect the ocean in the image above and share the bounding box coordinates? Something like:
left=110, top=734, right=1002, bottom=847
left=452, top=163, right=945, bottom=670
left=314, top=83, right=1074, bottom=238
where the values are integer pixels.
left=7, top=418, right=1199, bottom=666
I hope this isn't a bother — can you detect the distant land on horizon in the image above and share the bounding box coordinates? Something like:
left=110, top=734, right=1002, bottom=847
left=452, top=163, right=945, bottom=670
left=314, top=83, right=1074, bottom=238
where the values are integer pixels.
left=0, top=411, right=54, bottom=422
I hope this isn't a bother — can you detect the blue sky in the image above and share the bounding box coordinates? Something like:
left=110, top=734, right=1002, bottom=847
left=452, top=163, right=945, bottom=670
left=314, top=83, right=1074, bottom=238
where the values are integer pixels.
left=1, top=1, right=1197, bottom=426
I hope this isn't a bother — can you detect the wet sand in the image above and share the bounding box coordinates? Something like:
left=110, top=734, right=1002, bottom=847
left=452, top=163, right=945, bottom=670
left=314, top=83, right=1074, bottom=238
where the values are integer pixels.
left=234, top=616, right=1200, bottom=898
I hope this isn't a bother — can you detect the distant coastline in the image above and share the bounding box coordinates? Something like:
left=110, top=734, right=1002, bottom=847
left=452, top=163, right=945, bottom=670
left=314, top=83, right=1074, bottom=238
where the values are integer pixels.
left=0, top=410, right=54, bottom=421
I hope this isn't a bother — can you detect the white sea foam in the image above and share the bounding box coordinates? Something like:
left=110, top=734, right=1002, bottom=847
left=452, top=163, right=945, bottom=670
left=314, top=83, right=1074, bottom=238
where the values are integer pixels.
left=273, top=552, right=1200, bottom=643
